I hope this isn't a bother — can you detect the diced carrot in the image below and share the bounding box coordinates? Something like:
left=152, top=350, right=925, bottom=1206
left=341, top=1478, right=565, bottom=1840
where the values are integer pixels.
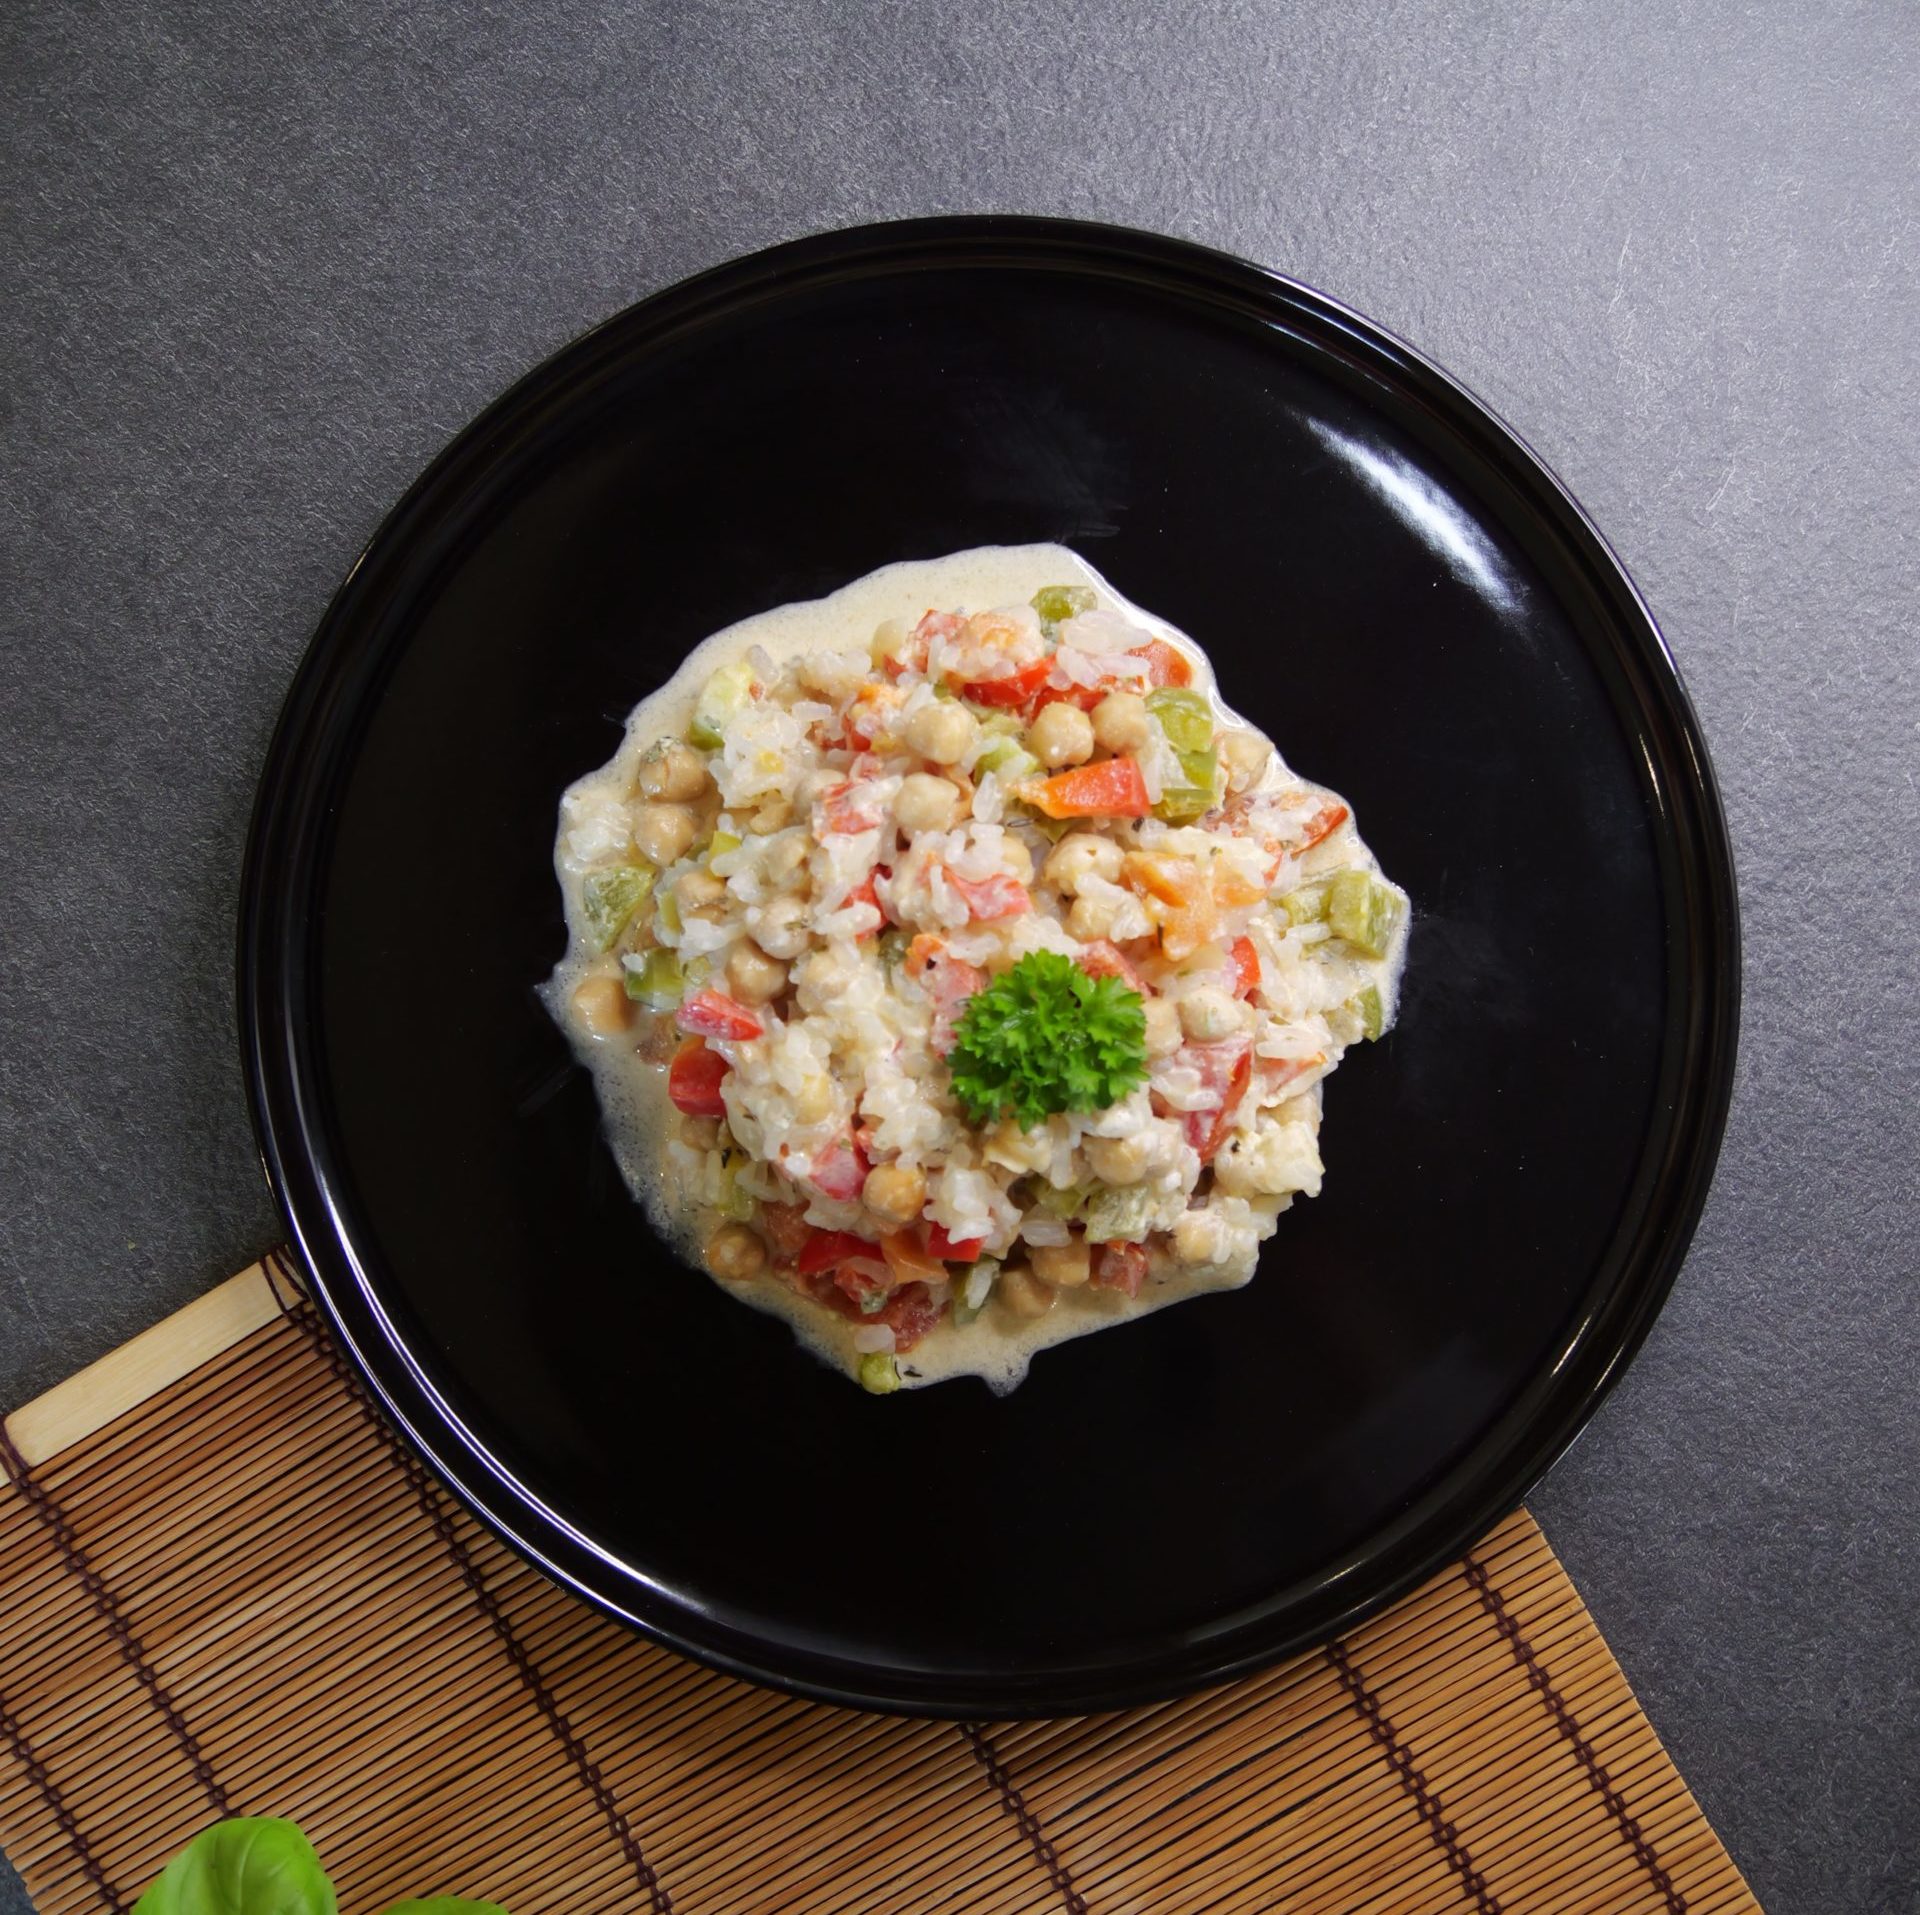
left=1124, top=851, right=1192, bottom=906
left=1212, top=867, right=1267, bottom=909
left=676, top=989, right=765, bottom=1043
left=1129, top=639, right=1193, bottom=688
left=1296, top=801, right=1350, bottom=852
left=1022, top=756, right=1151, bottom=819
left=881, top=1232, right=948, bottom=1285
left=845, top=869, right=887, bottom=935
left=1183, top=1040, right=1253, bottom=1162
left=820, top=780, right=884, bottom=834
left=905, top=932, right=945, bottom=978
left=667, top=1037, right=729, bottom=1116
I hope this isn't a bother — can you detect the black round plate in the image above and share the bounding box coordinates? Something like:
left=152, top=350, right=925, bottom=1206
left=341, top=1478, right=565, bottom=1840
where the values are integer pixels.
left=240, top=217, right=1738, bottom=1715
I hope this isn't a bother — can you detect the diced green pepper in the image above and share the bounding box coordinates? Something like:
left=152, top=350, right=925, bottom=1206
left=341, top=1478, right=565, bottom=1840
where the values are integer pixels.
left=876, top=927, right=911, bottom=970
left=1279, top=882, right=1331, bottom=927
left=1031, top=583, right=1097, bottom=625
left=977, top=711, right=1024, bottom=738
left=1145, top=687, right=1213, bottom=754
left=1154, top=743, right=1221, bottom=822
left=622, top=946, right=685, bottom=1010
left=952, top=1258, right=1000, bottom=1325
left=688, top=661, right=754, bottom=749
left=1034, top=1182, right=1090, bottom=1220
left=1084, top=1184, right=1153, bottom=1244
left=715, top=1150, right=756, bottom=1221
left=974, top=737, right=1041, bottom=782
left=1326, top=870, right=1403, bottom=959
left=582, top=865, right=655, bottom=953
left=706, top=829, right=743, bottom=869
left=1351, top=984, right=1385, bottom=1042
left=858, top=1352, right=902, bottom=1394
left=656, top=884, right=682, bottom=936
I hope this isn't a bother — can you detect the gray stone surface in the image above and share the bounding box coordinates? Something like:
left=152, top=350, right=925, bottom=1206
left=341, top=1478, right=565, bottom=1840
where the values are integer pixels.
left=2, top=1, right=1914, bottom=1908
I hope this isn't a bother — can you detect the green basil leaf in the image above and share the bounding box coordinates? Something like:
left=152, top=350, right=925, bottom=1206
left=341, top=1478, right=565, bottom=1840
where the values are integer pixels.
left=133, top=1818, right=336, bottom=1915
left=381, top=1902, right=512, bottom=1914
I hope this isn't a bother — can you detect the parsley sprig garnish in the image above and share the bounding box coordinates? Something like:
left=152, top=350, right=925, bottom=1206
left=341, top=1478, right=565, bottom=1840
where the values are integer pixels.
left=948, top=950, right=1148, bottom=1129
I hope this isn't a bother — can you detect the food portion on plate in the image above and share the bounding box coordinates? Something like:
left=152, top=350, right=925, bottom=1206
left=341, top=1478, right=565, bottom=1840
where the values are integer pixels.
left=545, top=546, right=1408, bottom=1391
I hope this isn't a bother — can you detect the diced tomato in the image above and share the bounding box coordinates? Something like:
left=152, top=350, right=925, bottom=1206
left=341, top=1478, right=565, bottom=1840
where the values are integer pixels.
left=881, top=1231, right=947, bottom=1285
left=1296, top=801, right=1350, bottom=853
left=925, top=1223, right=984, bottom=1262
left=666, top=1038, right=729, bottom=1116
left=830, top=1263, right=894, bottom=1312
left=820, top=780, right=884, bottom=834
left=806, top=1134, right=869, bottom=1201
left=1022, top=756, right=1151, bottom=819
left=1229, top=935, right=1261, bottom=998
left=761, top=1203, right=814, bottom=1258
left=946, top=869, right=1031, bottom=922
left=1129, top=639, right=1193, bottom=688
left=1029, top=680, right=1108, bottom=716
left=797, top=1228, right=875, bottom=1278
left=1182, top=1040, right=1254, bottom=1163
left=958, top=657, right=1052, bottom=709
left=878, top=1281, right=944, bottom=1352
left=907, top=935, right=986, bottom=1056
left=845, top=868, right=888, bottom=936
left=676, top=989, right=764, bottom=1043
left=1092, top=1242, right=1149, bottom=1298
left=1075, top=940, right=1150, bottom=993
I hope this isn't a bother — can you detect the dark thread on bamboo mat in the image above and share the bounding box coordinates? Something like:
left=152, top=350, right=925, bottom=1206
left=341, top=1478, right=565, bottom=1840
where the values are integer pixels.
left=264, top=1249, right=674, bottom=1915
left=0, top=1686, right=120, bottom=1912
left=0, top=1424, right=231, bottom=1818
left=959, top=1723, right=1090, bottom=1915
left=1463, top=1555, right=1686, bottom=1914
left=1325, top=1639, right=1503, bottom=1915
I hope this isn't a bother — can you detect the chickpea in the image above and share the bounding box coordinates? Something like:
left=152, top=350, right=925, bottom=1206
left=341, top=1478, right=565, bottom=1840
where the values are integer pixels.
left=750, top=894, right=809, bottom=959
left=863, top=1163, right=927, bottom=1227
left=637, top=740, right=711, bottom=804
left=797, top=650, right=867, bottom=702
left=996, top=1264, right=1057, bottom=1320
left=983, top=1119, right=1052, bottom=1174
left=1084, top=1131, right=1152, bottom=1185
left=1000, top=835, right=1035, bottom=884
left=706, top=1223, right=766, bottom=1281
left=1143, top=996, right=1183, bottom=1058
left=680, top=1115, right=722, bottom=1150
left=1220, top=727, right=1272, bottom=795
left=1178, top=986, right=1246, bottom=1042
left=903, top=700, right=978, bottom=766
left=869, top=617, right=911, bottom=670
left=633, top=802, right=699, bottom=867
left=1030, top=1239, right=1091, bottom=1288
left=1026, top=700, right=1095, bottom=770
left=1091, top=690, right=1151, bottom=754
left=792, top=1073, right=834, bottom=1125
left=761, top=831, right=810, bottom=888
left=675, top=868, right=728, bottom=918
left=1067, top=892, right=1122, bottom=942
left=747, top=795, right=793, bottom=835
left=725, top=941, right=787, bottom=1005
left=1172, top=1209, right=1230, bottom=1267
left=1043, top=831, right=1124, bottom=895
left=570, top=972, right=632, bottom=1036
left=896, top=773, right=961, bottom=833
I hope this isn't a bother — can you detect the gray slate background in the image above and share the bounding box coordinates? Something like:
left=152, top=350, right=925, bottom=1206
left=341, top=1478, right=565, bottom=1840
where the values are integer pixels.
left=3, top=1, right=1915, bottom=1908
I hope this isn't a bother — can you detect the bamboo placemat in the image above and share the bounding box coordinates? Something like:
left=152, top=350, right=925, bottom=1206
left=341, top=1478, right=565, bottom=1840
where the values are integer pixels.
left=0, top=1253, right=1759, bottom=1915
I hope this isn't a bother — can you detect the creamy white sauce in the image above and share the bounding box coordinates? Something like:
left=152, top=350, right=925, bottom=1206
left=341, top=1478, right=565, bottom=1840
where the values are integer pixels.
left=544, top=544, right=1406, bottom=1391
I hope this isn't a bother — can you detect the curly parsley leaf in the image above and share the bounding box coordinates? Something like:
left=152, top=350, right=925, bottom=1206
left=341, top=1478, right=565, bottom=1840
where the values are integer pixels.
left=948, top=950, right=1148, bottom=1129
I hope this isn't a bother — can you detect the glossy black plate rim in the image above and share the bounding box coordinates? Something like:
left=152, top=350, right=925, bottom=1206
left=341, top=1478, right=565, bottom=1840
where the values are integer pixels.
left=238, top=214, right=1741, bottom=1717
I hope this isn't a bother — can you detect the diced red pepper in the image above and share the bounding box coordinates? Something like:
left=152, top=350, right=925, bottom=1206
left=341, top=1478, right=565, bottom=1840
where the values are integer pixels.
left=925, top=1222, right=984, bottom=1262
left=845, top=868, right=888, bottom=936
left=830, top=1262, right=894, bottom=1311
left=820, top=781, right=885, bottom=834
left=1075, top=940, right=1150, bottom=994
left=957, top=657, right=1052, bottom=709
left=797, top=1228, right=875, bottom=1278
left=806, top=1134, right=869, bottom=1201
left=1129, top=639, right=1194, bottom=687
left=676, top=989, right=765, bottom=1043
left=914, top=609, right=965, bottom=645
left=946, top=869, right=1031, bottom=922
left=1092, top=1242, right=1149, bottom=1298
left=1029, top=680, right=1108, bottom=716
left=1295, top=801, right=1350, bottom=853
left=907, top=934, right=986, bottom=1056
left=666, top=1037, right=729, bottom=1117
left=1183, top=1040, right=1254, bottom=1163
left=1229, top=935, right=1261, bottom=998
left=1022, top=756, right=1151, bottom=819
